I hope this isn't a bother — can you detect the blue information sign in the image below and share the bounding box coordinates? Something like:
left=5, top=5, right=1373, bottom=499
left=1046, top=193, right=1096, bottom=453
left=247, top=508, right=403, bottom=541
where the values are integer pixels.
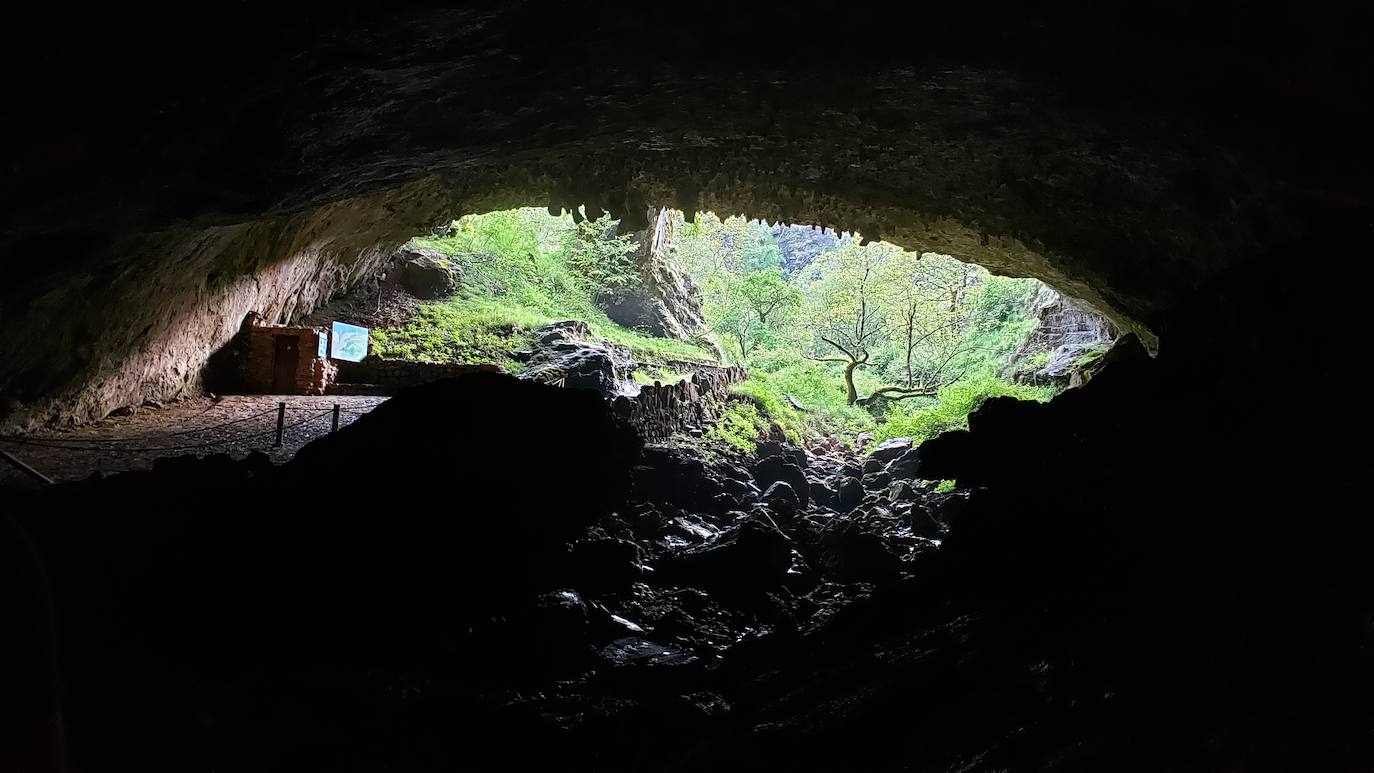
left=330, top=321, right=370, bottom=362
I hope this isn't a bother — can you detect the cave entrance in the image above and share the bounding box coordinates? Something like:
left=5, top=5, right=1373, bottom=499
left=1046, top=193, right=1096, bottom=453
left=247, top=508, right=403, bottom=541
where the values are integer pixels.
left=317, top=205, right=1117, bottom=455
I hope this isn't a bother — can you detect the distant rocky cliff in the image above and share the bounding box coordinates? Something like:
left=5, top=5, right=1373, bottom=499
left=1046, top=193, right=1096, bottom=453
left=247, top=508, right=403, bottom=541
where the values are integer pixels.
left=769, top=222, right=851, bottom=275
left=1002, top=287, right=1117, bottom=387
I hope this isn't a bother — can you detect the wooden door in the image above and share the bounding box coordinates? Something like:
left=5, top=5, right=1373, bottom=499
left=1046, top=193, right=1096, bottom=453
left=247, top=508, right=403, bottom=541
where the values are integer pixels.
left=272, top=335, right=300, bottom=393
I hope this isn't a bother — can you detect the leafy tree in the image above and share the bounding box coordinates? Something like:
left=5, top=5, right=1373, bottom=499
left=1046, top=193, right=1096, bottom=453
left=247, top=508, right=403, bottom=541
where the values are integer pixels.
left=798, top=242, right=895, bottom=404
left=799, top=243, right=1001, bottom=406
left=867, top=251, right=980, bottom=402
left=737, top=226, right=785, bottom=274
left=956, top=275, right=1043, bottom=376
left=670, top=212, right=784, bottom=279
left=708, top=268, right=801, bottom=363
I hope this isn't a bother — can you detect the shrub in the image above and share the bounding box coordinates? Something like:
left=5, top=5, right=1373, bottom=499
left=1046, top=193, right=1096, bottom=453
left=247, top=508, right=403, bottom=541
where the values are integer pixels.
left=875, top=376, right=1055, bottom=444
left=705, top=398, right=768, bottom=453
left=563, top=218, right=641, bottom=292
left=729, top=379, right=804, bottom=443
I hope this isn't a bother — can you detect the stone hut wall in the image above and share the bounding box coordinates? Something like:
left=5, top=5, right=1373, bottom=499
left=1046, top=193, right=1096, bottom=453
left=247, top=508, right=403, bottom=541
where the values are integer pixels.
left=239, top=323, right=335, bottom=395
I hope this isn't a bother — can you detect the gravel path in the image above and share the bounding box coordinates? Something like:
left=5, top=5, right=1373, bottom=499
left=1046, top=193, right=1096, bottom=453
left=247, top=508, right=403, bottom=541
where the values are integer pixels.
left=0, top=394, right=389, bottom=487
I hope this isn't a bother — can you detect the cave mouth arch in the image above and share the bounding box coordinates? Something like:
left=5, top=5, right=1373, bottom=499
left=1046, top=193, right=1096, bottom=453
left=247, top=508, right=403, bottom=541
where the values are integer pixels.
left=2, top=160, right=1178, bottom=434
left=0, top=38, right=1278, bottom=432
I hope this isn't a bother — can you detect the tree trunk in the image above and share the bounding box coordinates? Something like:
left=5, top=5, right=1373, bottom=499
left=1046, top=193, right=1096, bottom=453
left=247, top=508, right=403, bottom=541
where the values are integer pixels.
left=905, top=318, right=914, bottom=388
left=843, top=360, right=859, bottom=405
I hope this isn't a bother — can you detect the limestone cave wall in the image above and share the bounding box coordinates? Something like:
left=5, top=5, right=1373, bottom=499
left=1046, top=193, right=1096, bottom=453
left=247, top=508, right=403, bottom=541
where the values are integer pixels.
left=0, top=4, right=1367, bottom=428
left=0, top=179, right=451, bottom=429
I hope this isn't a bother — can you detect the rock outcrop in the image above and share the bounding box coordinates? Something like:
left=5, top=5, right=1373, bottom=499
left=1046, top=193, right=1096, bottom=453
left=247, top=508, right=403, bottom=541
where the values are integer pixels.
left=610, top=364, right=747, bottom=441
left=517, top=320, right=745, bottom=441
left=396, top=245, right=462, bottom=299
left=1002, top=286, right=1118, bottom=386
left=769, top=221, right=851, bottom=274
left=519, top=320, right=638, bottom=398
left=598, top=208, right=712, bottom=346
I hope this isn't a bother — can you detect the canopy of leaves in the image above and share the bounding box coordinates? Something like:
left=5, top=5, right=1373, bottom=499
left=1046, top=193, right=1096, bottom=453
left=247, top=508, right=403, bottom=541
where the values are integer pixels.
left=675, top=213, right=1061, bottom=442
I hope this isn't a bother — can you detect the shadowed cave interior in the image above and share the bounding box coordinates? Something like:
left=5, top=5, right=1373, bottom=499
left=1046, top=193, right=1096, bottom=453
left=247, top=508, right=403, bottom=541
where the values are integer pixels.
left=0, top=4, right=1371, bottom=771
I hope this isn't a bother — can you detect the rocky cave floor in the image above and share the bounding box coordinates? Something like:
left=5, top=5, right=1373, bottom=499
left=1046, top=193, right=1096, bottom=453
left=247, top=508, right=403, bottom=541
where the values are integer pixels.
left=5, top=351, right=1367, bottom=771
left=0, top=394, right=386, bottom=487
left=474, top=433, right=986, bottom=769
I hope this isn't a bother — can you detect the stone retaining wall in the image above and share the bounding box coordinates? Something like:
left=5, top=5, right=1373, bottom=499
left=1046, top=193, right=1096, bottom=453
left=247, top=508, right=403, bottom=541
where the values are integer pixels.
left=333, top=359, right=505, bottom=392
left=335, top=356, right=743, bottom=441
left=611, top=365, right=747, bottom=441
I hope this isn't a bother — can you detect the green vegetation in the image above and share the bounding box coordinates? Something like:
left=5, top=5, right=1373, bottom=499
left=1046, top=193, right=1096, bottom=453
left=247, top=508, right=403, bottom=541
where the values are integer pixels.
left=873, top=377, right=1055, bottom=444
left=670, top=212, right=1058, bottom=446
left=373, top=208, right=717, bottom=370
left=376, top=206, right=1065, bottom=453
left=705, top=399, right=772, bottom=453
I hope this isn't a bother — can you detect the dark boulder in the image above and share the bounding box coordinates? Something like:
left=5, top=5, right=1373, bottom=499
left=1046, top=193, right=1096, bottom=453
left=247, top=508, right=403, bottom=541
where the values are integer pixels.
left=933, top=491, right=971, bottom=529
left=753, top=454, right=810, bottom=508
left=762, top=480, right=802, bottom=519
left=909, top=504, right=944, bottom=538
left=820, top=525, right=903, bottom=584
left=886, top=480, right=916, bottom=503
left=887, top=447, right=921, bottom=480
left=808, top=477, right=838, bottom=509
left=721, top=477, right=755, bottom=499
left=867, top=437, right=913, bottom=464
left=756, top=441, right=808, bottom=470
left=519, top=320, right=636, bottom=397
left=634, top=446, right=732, bottom=512
left=279, top=371, right=641, bottom=627
left=397, top=246, right=462, bottom=298
left=863, top=470, right=892, bottom=491
left=568, top=537, right=645, bottom=592
left=658, top=513, right=793, bottom=601
left=836, top=476, right=864, bottom=513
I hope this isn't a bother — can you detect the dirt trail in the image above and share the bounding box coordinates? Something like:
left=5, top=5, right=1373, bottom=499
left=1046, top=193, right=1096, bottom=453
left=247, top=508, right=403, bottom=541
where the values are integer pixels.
left=0, top=394, right=387, bottom=487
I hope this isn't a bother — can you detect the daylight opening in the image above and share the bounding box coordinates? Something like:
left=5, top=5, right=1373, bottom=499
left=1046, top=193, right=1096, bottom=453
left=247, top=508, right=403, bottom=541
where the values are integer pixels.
left=328, top=206, right=1118, bottom=461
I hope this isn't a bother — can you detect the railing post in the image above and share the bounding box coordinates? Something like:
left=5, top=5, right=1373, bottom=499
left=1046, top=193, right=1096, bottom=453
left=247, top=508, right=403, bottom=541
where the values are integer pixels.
left=274, top=402, right=286, bottom=447
left=331, top=404, right=340, bottom=433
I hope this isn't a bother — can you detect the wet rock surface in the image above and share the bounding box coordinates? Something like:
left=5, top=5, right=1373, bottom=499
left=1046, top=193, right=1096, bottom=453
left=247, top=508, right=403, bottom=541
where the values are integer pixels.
left=519, top=320, right=638, bottom=397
